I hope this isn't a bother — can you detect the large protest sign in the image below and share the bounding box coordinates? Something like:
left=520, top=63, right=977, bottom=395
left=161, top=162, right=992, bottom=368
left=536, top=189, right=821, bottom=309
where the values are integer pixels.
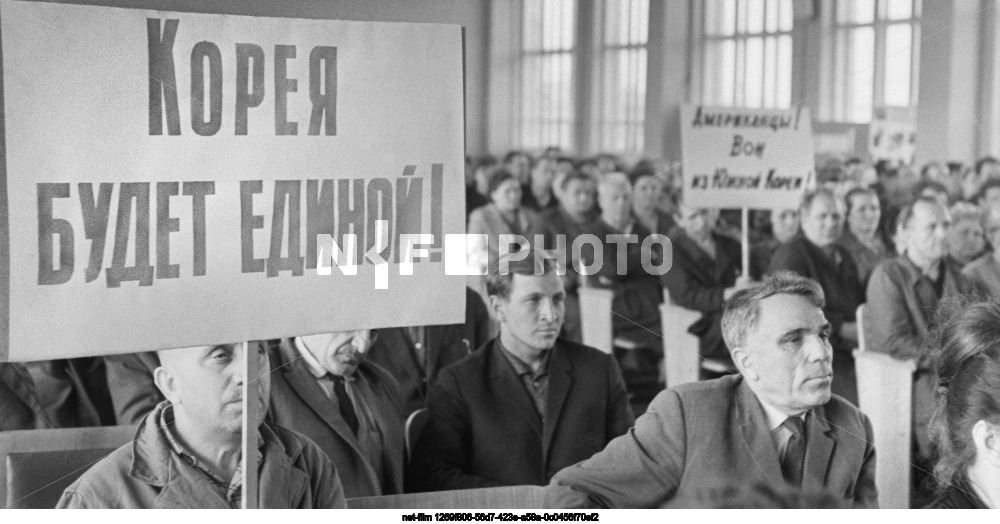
left=0, top=1, right=466, bottom=361
left=679, top=105, right=815, bottom=210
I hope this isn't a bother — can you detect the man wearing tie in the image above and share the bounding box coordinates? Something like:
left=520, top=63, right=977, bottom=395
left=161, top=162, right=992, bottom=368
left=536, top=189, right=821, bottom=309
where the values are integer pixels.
left=265, top=330, right=404, bottom=499
left=544, top=271, right=878, bottom=508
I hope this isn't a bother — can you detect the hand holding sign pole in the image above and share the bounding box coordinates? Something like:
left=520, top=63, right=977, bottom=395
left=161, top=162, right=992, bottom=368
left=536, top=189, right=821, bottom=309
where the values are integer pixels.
left=680, top=105, right=815, bottom=283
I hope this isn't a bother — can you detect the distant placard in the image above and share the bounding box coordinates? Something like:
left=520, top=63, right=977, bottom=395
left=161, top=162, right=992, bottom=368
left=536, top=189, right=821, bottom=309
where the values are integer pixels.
left=869, top=119, right=916, bottom=166
left=0, top=1, right=465, bottom=361
left=680, top=105, right=815, bottom=210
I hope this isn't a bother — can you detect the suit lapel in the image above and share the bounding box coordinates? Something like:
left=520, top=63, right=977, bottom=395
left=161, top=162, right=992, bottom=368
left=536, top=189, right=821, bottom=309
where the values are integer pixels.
left=488, top=344, right=543, bottom=437
left=735, top=383, right=784, bottom=486
left=276, top=339, right=363, bottom=451
left=803, top=406, right=836, bottom=491
left=542, top=345, right=573, bottom=466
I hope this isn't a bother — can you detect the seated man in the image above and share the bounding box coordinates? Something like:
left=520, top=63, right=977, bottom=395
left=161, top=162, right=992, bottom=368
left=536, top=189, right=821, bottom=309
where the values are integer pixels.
left=661, top=198, right=749, bottom=370
left=58, top=343, right=344, bottom=508
left=769, top=189, right=864, bottom=403
left=545, top=272, right=878, bottom=508
left=749, top=207, right=799, bottom=280
left=530, top=172, right=601, bottom=342
left=407, top=250, right=634, bottom=492
left=864, top=196, right=981, bottom=488
left=366, top=287, right=494, bottom=417
left=2, top=359, right=108, bottom=430
left=265, top=330, right=405, bottom=499
left=591, top=172, right=663, bottom=348
left=104, top=351, right=162, bottom=425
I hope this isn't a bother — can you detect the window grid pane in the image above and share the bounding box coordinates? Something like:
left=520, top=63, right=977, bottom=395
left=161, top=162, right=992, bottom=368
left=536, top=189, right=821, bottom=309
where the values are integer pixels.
left=828, top=0, right=919, bottom=122
left=517, top=0, right=577, bottom=151
left=701, top=0, right=793, bottom=109
left=597, top=0, right=649, bottom=153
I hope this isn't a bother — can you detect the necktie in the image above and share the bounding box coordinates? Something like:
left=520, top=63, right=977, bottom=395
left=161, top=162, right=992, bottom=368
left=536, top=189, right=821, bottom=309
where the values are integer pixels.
left=781, top=416, right=806, bottom=486
left=332, top=376, right=359, bottom=435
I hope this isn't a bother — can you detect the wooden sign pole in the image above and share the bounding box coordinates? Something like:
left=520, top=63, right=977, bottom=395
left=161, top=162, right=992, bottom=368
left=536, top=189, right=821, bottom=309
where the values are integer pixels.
left=741, top=208, right=751, bottom=280
left=242, top=341, right=261, bottom=509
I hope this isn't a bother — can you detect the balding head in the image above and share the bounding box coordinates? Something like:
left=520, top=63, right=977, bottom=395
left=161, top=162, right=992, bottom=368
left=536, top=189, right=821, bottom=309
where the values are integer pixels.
left=153, top=342, right=269, bottom=437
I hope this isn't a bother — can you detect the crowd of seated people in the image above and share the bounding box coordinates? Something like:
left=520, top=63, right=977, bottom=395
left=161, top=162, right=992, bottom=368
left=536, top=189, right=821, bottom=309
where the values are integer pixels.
left=5, top=148, right=1000, bottom=509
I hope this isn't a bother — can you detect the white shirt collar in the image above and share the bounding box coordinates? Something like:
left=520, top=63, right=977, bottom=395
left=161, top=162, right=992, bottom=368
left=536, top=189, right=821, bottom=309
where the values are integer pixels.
left=758, top=397, right=807, bottom=431
left=293, top=337, right=328, bottom=379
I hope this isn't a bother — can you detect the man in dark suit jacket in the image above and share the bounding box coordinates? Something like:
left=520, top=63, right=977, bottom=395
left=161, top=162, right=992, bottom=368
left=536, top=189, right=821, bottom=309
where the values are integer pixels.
left=407, top=250, right=634, bottom=492
left=768, top=189, right=865, bottom=404
left=591, top=173, right=663, bottom=348
left=661, top=202, right=747, bottom=366
left=545, top=272, right=879, bottom=508
left=266, top=333, right=405, bottom=499
left=366, top=287, right=494, bottom=417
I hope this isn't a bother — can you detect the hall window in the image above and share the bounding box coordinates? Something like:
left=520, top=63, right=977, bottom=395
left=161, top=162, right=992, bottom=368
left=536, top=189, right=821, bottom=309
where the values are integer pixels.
left=826, top=0, right=921, bottom=122
left=516, top=0, right=577, bottom=151
left=594, top=0, right=649, bottom=153
left=700, top=0, right=794, bottom=109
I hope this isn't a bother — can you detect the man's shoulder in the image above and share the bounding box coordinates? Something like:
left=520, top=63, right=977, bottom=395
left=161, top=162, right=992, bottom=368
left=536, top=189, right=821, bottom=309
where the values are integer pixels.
left=671, top=375, right=741, bottom=404
left=59, top=442, right=138, bottom=507
left=552, top=338, right=613, bottom=367
left=262, top=421, right=329, bottom=469
left=963, top=253, right=992, bottom=275
left=436, top=340, right=496, bottom=381
left=714, top=234, right=742, bottom=252
left=868, top=256, right=911, bottom=284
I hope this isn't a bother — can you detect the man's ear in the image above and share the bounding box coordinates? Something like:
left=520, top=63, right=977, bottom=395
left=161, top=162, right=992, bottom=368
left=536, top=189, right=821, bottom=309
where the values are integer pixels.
left=488, top=294, right=507, bottom=323
left=153, top=366, right=181, bottom=405
left=973, top=420, right=1000, bottom=468
left=730, top=347, right=758, bottom=381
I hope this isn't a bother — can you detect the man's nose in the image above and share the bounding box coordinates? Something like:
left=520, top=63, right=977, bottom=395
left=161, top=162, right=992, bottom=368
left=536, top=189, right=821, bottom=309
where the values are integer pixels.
left=538, top=299, right=556, bottom=322
left=804, top=335, right=832, bottom=362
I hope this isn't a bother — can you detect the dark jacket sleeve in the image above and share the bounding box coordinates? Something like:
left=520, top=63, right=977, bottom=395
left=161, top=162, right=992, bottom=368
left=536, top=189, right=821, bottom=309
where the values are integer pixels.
left=853, top=413, right=880, bottom=508
left=661, top=253, right=725, bottom=313
left=406, top=367, right=506, bottom=492
left=104, top=352, right=162, bottom=425
left=604, top=354, right=635, bottom=442
left=862, top=264, right=927, bottom=364
left=597, top=232, right=646, bottom=283
left=302, top=439, right=347, bottom=508
left=544, top=389, right=687, bottom=508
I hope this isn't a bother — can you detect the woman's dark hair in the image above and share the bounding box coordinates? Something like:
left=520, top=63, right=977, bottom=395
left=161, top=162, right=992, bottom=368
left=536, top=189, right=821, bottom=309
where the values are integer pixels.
left=930, top=301, right=1000, bottom=488
left=486, top=168, right=517, bottom=197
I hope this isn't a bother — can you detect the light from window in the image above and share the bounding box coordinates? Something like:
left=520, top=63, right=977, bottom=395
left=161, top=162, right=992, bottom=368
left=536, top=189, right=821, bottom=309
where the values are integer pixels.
left=517, top=0, right=577, bottom=151
left=597, top=0, right=649, bottom=153
left=702, top=0, right=793, bottom=109
left=829, top=0, right=921, bottom=123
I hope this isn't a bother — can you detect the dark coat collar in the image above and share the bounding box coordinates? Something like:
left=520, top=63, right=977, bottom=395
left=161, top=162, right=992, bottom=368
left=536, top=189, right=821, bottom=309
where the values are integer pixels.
left=485, top=337, right=576, bottom=466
